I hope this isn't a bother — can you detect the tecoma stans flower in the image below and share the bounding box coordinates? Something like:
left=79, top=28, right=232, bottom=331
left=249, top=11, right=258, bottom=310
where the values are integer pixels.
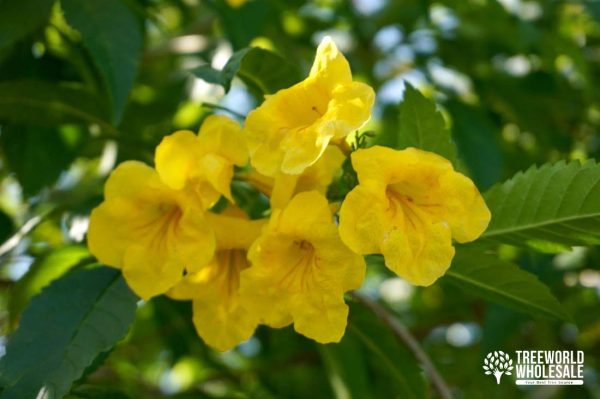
left=88, top=161, right=215, bottom=300
left=155, top=114, right=248, bottom=209
left=243, top=146, right=346, bottom=208
left=339, top=146, right=491, bottom=286
left=168, top=208, right=266, bottom=351
left=239, top=191, right=365, bottom=343
left=243, top=36, right=375, bottom=177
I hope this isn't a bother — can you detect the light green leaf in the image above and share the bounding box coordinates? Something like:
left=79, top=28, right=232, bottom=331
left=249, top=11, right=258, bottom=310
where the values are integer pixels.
left=62, top=0, right=142, bottom=123
left=348, top=302, right=426, bottom=399
left=444, top=248, right=570, bottom=321
left=7, top=245, right=90, bottom=330
left=0, top=80, right=113, bottom=132
left=192, top=47, right=301, bottom=96
left=0, top=267, right=138, bottom=399
left=0, top=0, right=55, bottom=50
left=380, top=83, right=457, bottom=165
left=482, top=160, right=600, bottom=250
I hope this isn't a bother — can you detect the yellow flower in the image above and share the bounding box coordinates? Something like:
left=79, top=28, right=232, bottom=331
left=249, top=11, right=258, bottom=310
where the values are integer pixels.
left=155, top=114, right=248, bottom=209
left=88, top=161, right=215, bottom=300
left=243, top=146, right=346, bottom=208
left=339, top=146, right=491, bottom=286
left=169, top=208, right=265, bottom=351
left=244, top=37, right=375, bottom=177
left=239, top=191, right=365, bottom=343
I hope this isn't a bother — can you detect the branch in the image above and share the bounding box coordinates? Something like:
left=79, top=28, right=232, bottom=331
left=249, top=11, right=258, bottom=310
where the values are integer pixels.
left=350, top=292, right=453, bottom=399
left=0, top=215, right=43, bottom=258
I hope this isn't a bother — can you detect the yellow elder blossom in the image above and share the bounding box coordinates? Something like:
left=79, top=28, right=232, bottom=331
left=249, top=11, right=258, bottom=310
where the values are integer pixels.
left=339, top=146, right=491, bottom=286
left=155, top=114, right=248, bottom=209
left=169, top=209, right=266, bottom=351
left=88, top=162, right=215, bottom=300
left=244, top=37, right=374, bottom=177
left=239, top=191, right=365, bottom=343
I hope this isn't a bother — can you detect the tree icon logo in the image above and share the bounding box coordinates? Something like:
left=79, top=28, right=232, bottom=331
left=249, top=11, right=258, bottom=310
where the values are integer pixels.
left=483, top=351, right=514, bottom=384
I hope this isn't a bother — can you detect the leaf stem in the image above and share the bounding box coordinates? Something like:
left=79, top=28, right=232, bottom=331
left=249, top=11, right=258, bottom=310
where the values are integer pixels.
left=350, top=292, right=453, bottom=399
left=201, top=102, right=246, bottom=120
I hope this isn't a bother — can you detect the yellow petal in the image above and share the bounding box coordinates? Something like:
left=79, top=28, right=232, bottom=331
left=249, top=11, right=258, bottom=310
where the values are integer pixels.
left=436, top=171, right=491, bottom=243
left=323, top=82, right=375, bottom=139
left=295, top=145, right=346, bottom=194
left=381, top=220, right=455, bottom=286
left=277, top=191, right=334, bottom=240
left=291, top=293, right=349, bottom=343
left=122, top=246, right=183, bottom=300
left=309, top=36, right=352, bottom=88
left=155, top=130, right=201, bottom=190
left=270, top=172, right=299, bottom=209
left=173, top=205, right=216, bottom=273
left=198, top=114, right=248, bottom=166
left=205, top=212, right=266, bottom=250
left=338, top=182, right=388, bottom=255
left=192, top=301, right=257, bottom=352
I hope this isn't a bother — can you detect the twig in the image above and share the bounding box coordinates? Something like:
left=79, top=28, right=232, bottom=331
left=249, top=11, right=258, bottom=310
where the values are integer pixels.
left=350, top=292, right=453, bottom=399
left=202, top=102, right=246, bottom=120
left=0, top=215, right=43, bottom=258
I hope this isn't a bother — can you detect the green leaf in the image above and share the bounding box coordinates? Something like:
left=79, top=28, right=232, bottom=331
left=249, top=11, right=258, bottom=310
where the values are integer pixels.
left=348, top=302, right=426, bottom=399
left=380, top=83, right=457, bottom=165
left=8, top=245, right=90, bottom=330
left=0, top=0, right=55, bottom=50
left=191, top=47, right=301, bottom=96
left=0, top=80, right=113, bottom=131
left=0, top=267, right=138, bottom=399
left=62, top=0, right=143, bottom=123
left=0, top=125, right=78, bottom=196
left=444, top=247, right=570, bottom=321
left=482, top=160, right=600, bottom=250
left=320, top=334, right=373, bottom=399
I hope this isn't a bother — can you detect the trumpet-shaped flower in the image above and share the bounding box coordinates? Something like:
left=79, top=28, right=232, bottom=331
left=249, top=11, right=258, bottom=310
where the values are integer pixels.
left=155, top=114, right=248, bottom=209
left=339, top=146, right=491, bottom=286
left=169, top=208, right=265, bottom=351
left=244, top=37, right=374, bottom=177
left=239, top=191, right=365, bottom=343
left=244, top=146, right=346, bottom=208
left=88, top=161, right=215, bottom=300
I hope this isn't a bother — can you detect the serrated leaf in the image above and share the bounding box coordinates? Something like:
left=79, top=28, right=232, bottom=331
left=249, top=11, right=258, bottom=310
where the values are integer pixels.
left=482, top=160, right=600, bottom=251
left=0, top=80, right=112, bottom=130
left=348, top=302, right=426, bottom=399
left=0, top=0, right=55, bottom=50
left=62, top=0, right=142, bottom=123
left=443, top=247, right=570, bottom=321
left=379, top=83, right=457, bottom=165
left=191, top=47, right=301, bottom=97
left=0, top=267, right=138, bottom=399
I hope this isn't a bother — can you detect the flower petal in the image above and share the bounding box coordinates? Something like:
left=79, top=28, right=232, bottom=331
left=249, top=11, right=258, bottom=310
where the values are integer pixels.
left=123, top=245, right=183, bottom=300
left=198, top=114, right=248, bottom=166
left=155, top=130, right=201, bottom=190
left=309, top=36, right=352, bottom=88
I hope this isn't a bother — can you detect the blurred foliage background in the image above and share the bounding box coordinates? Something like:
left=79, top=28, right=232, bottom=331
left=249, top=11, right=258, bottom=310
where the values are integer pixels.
left=0, top=0, right=599, bottom=398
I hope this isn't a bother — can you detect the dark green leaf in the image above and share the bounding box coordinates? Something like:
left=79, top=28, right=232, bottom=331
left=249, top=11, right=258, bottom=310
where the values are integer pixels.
left=0, top=125, right=78, bottom=196
left=380, top=83, right=457, bottom=165
left=482, top=160, right=600, bottom=251
left=0, top=267, right=138, bottom=399
left=0, top=0, right=55, bottom=50
left=62, top=0, right=143, bottom=123
left=320, top=334, right=373, bottom=399
left=444, top=247, right=570, bottom=321
left=348, top=302, right=426, bottom=399
left=192, top=47, right=301, bottom=96
left=0, top=80, right=112, bottom=130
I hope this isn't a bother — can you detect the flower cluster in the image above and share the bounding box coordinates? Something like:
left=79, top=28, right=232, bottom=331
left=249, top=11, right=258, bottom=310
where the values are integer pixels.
left=88, top=37, right=490, bottom=351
